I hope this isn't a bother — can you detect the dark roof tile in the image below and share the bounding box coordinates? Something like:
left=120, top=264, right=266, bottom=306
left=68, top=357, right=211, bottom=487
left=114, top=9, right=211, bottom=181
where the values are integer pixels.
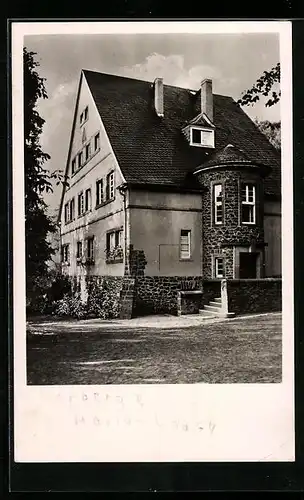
left=84, top=70, right=281, bottom=197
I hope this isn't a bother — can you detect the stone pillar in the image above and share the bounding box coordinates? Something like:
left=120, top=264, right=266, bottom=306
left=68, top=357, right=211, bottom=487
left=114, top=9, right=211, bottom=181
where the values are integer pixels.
left=221, top=279, right=228, bottom=314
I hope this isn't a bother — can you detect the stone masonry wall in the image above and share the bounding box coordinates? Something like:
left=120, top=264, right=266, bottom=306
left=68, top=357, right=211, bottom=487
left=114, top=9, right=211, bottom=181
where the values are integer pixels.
left=178, top=291, right=204, bottom=315
left=226, top=278, right=282, bottom=315
left=133, top=276, right=204, bottom=316
left=196, top=168, right=265, bottom=279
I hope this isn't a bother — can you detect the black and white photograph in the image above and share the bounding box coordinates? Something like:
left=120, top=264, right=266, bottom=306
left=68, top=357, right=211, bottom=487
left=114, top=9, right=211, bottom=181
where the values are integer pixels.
left=12, top=21, right=294, bottom=463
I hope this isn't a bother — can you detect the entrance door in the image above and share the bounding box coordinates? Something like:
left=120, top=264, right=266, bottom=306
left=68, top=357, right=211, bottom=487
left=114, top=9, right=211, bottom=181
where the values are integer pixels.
left=239, top=252, right=258, bottom=279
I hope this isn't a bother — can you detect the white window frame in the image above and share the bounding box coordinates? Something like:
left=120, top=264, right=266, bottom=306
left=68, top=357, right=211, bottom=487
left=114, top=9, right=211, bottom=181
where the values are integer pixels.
left=96, top=179, right=104, bottom=206
left=106, top=171, right=115, bottom=200
left=107, top=229, right=122, bottom=252
left=241, top=184, right=256, bottom=225
left=85, top=188, right=91, bottom=212
left=214, top=184, right=223, bottom=225
left=76, top=240, right=83, bottom=259
left=214, top=257, right=225, bottom=278
left=180, top=229, right=191, bottom=260
left=64, top=202, right=69, bottom=224
left=87, top=237, right=94, bottom=261
left=61, top=244, right=70, bottom=263
left=190, top=127, right=215, bottom=148
left=78, top=191, right=84, bottom=216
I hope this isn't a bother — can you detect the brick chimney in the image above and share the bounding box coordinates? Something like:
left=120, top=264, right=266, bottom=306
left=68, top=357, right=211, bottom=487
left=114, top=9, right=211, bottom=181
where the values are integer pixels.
left=201, top=78, right=213, bottom=122
left=153, top=77, right=164, bottom=117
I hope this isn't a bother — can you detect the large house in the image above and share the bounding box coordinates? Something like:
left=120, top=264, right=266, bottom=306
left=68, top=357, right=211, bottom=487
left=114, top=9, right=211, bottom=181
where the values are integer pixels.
left=58, top=69, right=281, bottom=315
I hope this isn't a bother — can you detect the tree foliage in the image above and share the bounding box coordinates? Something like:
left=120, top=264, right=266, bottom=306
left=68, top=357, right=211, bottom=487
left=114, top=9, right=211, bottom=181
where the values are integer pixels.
left=24, top=47, right=64, bottom=288
left=237, top=62, right=280, bottom=108
left=254, top=119, right=281, bottom=151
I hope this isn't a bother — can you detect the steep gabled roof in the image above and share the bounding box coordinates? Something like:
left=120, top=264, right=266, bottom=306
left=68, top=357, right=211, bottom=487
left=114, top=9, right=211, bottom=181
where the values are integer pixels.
left=83, top=70, right=281, bottom=198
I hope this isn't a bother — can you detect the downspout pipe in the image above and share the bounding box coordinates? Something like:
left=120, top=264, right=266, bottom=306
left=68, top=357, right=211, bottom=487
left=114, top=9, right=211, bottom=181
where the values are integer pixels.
left=118, top=183, right=129, bottom=276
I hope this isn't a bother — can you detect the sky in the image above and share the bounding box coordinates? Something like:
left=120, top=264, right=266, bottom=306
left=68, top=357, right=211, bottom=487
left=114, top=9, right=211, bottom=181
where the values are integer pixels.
left=24, top=32, right=280, bottom=216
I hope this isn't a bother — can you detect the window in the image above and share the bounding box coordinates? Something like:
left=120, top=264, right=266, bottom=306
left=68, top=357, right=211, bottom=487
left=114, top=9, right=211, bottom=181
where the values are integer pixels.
left=78, top=191, right=84, bottom=216
left=241, top=184, right=256, bottom=224
left=96, top=179, right=104, bottom=206
left=191, top=127, right=214, bottom=148
left=64, top=203, right=69, bottom=224
left=180, top=229, right=191, bottom=260
left=80, top=107, right=88, bottom=125
left=71, top=158, right=76, bottom=175
left=214, top=184, right=223, bottom=224
left=85, top=143, right=91, bottom=161
left=85, top=188, right=91, bottom=212
left=106, top=229, right=123, bottom=262
left=214, top=257, right=225, bottom=278
left=76, top=240, right=83, bottom=259
left=192, top=129, right=201, bottom=144
left=106, top=171, right=115, bottom=200
left=94, top=133, right=100, bottom=152
left=78, top=151, right=83, bottom=169
left=61, top=244, right=70, bottom=264
left=70, top=198, right=75, bottom=220
left=87, top=237, right=94, bottom=262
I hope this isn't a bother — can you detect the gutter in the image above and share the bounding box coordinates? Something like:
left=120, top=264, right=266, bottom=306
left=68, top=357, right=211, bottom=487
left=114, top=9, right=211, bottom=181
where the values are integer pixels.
left=117, top=183, right=129, bottom=276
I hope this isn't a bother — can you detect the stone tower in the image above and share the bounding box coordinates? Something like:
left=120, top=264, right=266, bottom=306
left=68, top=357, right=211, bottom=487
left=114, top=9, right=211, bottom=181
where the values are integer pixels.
left=194, top=144, right=272, bottom=280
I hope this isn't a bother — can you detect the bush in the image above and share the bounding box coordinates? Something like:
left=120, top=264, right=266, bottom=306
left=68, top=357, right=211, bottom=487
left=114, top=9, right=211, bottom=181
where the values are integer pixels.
left=86, top=277, right=121, bottom=319
left=26, top=269, right=72, bottom=316
left=53, top=293, right=87, bottom=319
left=27, top=272, right=123, bottom=320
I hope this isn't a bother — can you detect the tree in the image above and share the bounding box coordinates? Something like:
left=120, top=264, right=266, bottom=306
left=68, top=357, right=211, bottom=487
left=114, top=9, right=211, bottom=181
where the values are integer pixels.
left=254, top=119, right=281, bottom=151
left=23, top=47, right=64, bottom=295
left=237, top=62, right=280, bottom=108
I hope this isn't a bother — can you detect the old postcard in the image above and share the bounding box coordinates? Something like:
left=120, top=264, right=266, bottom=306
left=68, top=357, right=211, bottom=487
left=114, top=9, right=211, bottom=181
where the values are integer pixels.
left=12, top=20, right=294, bottom=463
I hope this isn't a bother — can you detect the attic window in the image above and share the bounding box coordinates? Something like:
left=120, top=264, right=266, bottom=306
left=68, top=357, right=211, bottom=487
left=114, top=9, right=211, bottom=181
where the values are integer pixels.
left=190, top=127, right=214, bottom=148
left=80, top=106, right=89, bottom=125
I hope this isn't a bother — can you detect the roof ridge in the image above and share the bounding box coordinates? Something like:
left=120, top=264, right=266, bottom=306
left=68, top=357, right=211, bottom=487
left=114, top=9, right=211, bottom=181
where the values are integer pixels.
left=82, top=68, right=233, bottom=100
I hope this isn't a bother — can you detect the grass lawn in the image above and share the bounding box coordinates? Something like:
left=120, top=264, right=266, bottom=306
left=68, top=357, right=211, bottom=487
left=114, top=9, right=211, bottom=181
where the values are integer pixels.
left=26, top=312, right=282, bottom=384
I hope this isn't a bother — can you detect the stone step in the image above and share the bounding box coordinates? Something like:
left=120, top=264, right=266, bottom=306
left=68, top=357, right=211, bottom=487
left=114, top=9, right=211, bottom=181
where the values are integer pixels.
left=213, top=297, right=222, bottom=303
left=199, top=310, right=217, bottom=319
left=204, top=304, right=223, bottom=313
left=199, top=307, right=235, bottom=319
left=209, top=301, right=222, bottom=308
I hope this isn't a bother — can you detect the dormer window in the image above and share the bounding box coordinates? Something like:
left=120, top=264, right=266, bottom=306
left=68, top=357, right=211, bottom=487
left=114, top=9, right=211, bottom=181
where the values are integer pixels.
left=190, top=127, right=214, bottom=148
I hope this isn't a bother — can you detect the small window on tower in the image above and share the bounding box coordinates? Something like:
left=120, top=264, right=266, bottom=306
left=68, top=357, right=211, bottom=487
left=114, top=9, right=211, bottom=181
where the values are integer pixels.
left=241, top=184, right=256, bottom=224
left=214, top=257, right=225, bottom=278
left=214, top=184, right=223, bottom=224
